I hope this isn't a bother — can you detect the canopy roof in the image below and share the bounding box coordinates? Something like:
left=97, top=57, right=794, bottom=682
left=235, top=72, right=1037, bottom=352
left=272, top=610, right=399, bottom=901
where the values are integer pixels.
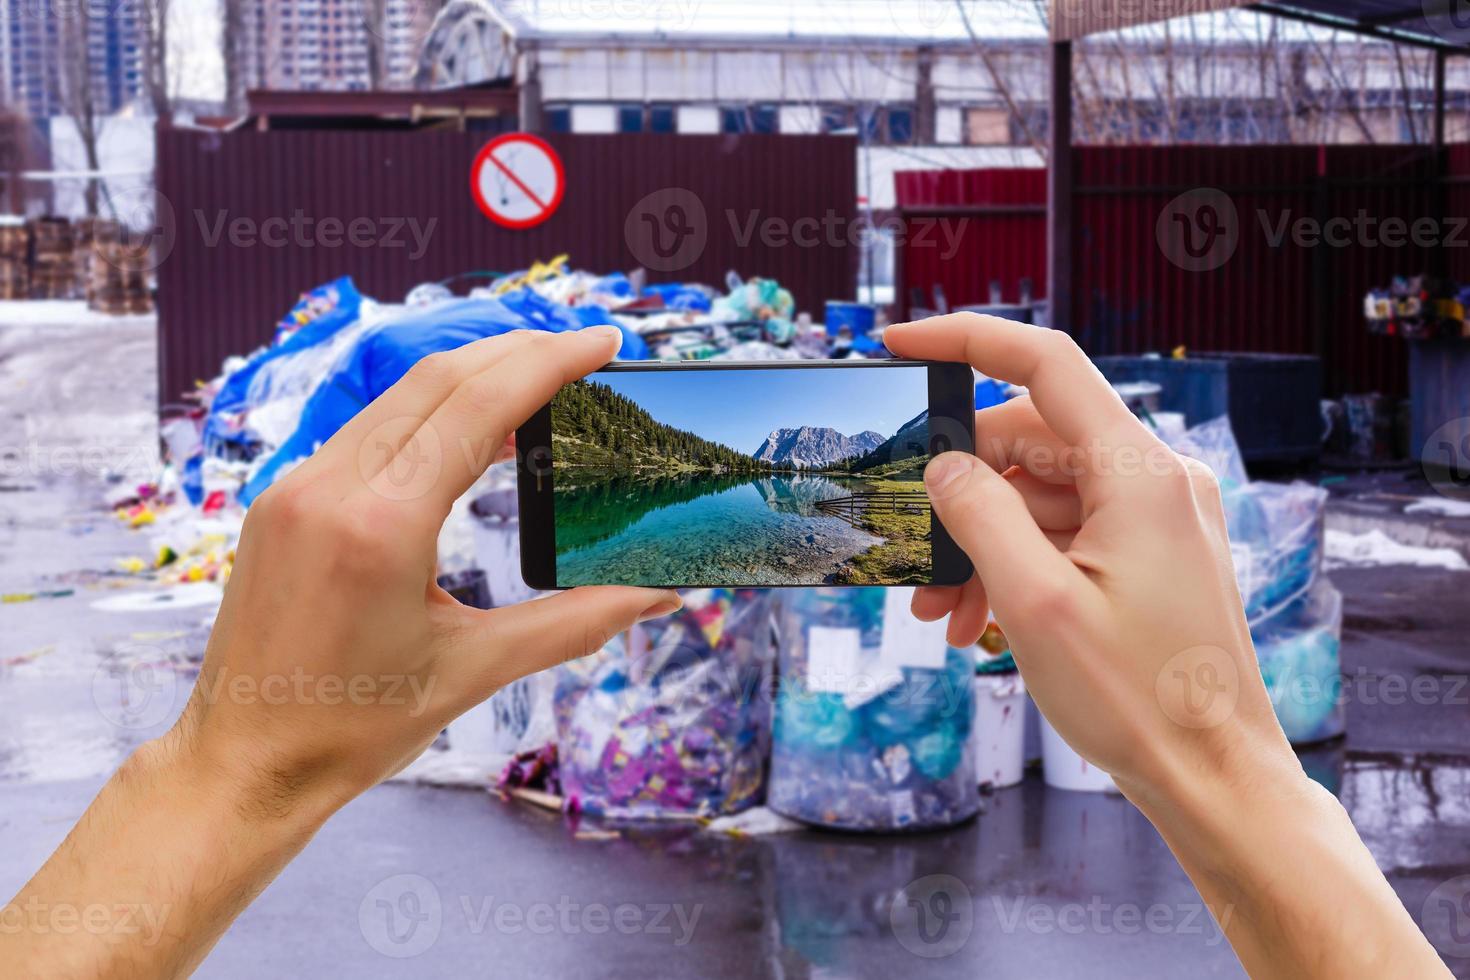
left=1051, top=0, right=1470, bottom=50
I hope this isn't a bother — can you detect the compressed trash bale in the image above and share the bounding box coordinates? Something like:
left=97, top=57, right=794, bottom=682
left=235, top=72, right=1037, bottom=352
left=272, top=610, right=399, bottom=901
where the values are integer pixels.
left=769, top=588, right=979, bottom=832
left=553, top=589, right=775, bottom=819
left=1252, top=581, right=1345, bottom=745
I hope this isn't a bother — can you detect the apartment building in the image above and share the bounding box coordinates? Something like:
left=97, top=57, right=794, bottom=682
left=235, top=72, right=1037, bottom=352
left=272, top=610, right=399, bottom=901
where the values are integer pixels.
left=1, top=0, right=144, bottom=119
left=239, top=0, right=441, bottom=92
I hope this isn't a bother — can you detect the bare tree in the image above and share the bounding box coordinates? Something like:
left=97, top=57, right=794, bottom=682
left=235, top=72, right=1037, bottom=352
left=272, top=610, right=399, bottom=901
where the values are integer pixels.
left=360, top=0, right=391, bottom=89
left=222, top=0, right=252, bottom=114
left=135, top=0, right=173, bottom=123
left=54, top=7, right=105, bottom=215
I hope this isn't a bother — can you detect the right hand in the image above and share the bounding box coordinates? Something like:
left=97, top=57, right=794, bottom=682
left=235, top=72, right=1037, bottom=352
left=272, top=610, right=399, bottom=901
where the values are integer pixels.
left=885, top=314, right=1302, bottom=807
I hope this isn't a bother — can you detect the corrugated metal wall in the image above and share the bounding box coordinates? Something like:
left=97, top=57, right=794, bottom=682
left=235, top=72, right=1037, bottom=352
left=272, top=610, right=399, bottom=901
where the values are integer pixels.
left=896, top=145, right=1457, bottom=397
left=155, top=130, right=858, bottom=405
left=894, top=168, right=1047, bottom=310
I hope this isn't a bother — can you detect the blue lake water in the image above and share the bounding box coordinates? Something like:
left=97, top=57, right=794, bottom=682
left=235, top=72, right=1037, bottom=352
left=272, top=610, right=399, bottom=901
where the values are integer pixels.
left=554, top=473, right=884, bottom=586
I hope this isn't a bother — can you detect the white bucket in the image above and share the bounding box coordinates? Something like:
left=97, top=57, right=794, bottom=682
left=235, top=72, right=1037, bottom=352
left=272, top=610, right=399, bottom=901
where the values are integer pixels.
left=470, top=488, right=540, bottom=607
left=1040, top=712, right=1118, bottom=793
left=973, top=671, right=1028, bottom=790
left=448, top=699, right=504, bottom=757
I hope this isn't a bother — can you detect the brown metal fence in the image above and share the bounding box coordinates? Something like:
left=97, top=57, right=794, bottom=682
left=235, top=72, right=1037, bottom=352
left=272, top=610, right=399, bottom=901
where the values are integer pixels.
left=155, top=130, right=858, bottom=406
left=896, top=144, right=1463, bottom=398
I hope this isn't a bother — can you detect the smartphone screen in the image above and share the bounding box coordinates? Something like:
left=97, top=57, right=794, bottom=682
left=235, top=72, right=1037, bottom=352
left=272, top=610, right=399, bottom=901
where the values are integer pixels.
left=517, top=360, right=974, bottom=590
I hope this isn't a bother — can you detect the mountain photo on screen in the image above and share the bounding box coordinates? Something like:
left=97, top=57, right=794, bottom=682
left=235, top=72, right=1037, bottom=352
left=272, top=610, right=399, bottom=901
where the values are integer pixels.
left=550, top=366, right=935, bottom=587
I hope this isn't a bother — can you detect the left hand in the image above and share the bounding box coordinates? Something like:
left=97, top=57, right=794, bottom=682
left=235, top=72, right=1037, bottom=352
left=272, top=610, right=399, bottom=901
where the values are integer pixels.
left=174, top=325, right=681, bottom=817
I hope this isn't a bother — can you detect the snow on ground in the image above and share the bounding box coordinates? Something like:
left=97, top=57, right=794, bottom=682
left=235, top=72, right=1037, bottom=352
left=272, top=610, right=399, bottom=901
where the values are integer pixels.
left=1405, top=497, right=1470, bottom=519
left=1326, top=528, right=1470, bottom=572
left=0, top=302, right=160, bottom=484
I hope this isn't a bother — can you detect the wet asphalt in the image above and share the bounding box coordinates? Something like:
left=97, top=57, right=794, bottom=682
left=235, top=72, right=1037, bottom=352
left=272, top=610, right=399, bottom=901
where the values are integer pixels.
left=2, top=310, right=1468, bottom=977
left=2, top=473, right=1469, bottom=979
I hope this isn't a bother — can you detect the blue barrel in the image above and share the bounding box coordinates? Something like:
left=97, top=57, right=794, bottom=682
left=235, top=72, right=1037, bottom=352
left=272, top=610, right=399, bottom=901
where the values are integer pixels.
left=824, top=301, right=877, bottom=337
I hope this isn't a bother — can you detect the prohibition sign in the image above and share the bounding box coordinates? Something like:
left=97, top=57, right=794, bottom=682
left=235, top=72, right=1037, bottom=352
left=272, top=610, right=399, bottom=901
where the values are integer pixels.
left=470, top=133, right=566, bottom=229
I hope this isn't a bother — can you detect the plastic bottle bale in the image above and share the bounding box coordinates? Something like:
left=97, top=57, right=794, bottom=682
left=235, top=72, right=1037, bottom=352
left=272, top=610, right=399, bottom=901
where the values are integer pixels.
left=768, top=588, right=980, bottom=832
left=1252, top=580, right=1345, bottom=746
left=553, top=589, right=775, bottom=819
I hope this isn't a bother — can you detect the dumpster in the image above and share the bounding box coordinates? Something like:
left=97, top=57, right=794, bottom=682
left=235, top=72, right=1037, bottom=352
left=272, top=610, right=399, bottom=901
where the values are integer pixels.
left=1094, top=353, right=1322, bottom=465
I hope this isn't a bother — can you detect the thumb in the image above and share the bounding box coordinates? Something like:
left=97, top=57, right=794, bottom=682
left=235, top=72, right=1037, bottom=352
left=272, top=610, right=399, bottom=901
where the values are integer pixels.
left=441, top=587, right=682, bottom=711
left=925, top=452, right=1081, bottom=622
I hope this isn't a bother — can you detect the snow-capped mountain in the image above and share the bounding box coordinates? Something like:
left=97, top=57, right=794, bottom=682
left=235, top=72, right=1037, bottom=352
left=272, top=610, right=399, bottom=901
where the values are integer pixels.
left=751, top=427, right=886, bottom=468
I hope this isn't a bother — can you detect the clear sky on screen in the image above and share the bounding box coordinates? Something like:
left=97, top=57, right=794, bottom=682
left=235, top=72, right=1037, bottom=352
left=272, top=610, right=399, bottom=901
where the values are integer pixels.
left=593, top=366, right=929, bottom=455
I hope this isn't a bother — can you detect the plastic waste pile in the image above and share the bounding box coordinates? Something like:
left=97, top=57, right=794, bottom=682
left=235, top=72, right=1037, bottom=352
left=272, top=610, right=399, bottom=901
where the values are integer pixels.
left=486, top=260, right=867, bottom=361
left=106, top=272, right=646, bottom=601
left=552, top=589, right=775, bottom=819
left=1168, top=416, right=1343, bottom=745
left=103, top=263, right=903, bottom=824
left=767, top=589, right=980, bottom=832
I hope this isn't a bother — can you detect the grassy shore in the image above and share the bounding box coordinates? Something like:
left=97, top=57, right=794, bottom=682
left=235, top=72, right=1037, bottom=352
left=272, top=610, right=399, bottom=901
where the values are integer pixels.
left=834, top=460, right=933, bottom=585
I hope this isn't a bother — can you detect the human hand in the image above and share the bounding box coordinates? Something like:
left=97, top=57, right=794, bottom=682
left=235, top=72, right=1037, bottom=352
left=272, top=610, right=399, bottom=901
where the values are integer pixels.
left=887, top=314, right=1454, bottom=978
left=885, top=314, right=1294, bottom=806
left=171, top=326, right=681, bottom=819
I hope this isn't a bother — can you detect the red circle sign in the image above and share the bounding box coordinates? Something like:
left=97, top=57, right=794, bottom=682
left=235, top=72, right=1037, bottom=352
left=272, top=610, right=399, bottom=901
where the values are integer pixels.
left=470, top=133, right=566, bottom=230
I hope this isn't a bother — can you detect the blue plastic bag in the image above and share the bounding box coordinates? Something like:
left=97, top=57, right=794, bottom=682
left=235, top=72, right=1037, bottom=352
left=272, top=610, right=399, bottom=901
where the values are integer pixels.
left=239, top=289, right=647, bottom=504
left=203, top=277, right=364, bottom=452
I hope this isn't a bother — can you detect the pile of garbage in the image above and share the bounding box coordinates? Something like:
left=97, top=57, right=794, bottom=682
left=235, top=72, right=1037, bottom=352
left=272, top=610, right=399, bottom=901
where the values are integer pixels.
left=1168, top=416, right=1343, bottom=745
left=149, top=262, right=885, bottom=526
left=98, top=262, right=939, bottom=828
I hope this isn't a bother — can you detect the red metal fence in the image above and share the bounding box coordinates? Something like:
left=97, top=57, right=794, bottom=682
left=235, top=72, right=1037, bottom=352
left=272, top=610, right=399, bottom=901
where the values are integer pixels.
left=896, top=145, right=1467, bottom=398
left=155, top=130, right=858, bottom=406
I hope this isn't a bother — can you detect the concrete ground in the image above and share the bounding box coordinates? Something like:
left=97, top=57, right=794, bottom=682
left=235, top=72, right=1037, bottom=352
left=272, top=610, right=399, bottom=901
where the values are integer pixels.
left=3, top=306, right=1469, bottom=978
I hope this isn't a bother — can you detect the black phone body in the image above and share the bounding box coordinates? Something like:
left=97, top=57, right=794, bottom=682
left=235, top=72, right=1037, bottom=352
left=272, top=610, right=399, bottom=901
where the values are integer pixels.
left=517, top=359, right=975, bottom=590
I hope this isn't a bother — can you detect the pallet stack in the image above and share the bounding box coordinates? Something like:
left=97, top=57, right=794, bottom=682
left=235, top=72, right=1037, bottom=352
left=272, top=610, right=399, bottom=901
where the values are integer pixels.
left=88, top=227, right=154, bottom=315
left=0, top=218, right=29, bottom=300
left=74, top=217, right=108, bottom=294
left=28, top=216, right=77, bottom=300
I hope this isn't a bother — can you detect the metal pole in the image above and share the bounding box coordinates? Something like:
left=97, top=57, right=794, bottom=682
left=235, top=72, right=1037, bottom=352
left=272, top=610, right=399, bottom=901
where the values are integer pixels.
left=1434, top=48, right=1448, bottom=151
left=1434, top=49, right=1450, bottom=280
left=1048, top=40, right=1074, bottom=335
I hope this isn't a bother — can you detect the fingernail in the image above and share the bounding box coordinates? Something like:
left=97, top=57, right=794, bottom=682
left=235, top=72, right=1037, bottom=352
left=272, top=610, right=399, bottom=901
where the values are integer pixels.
left=584, top=324, right=624, bottom=353
left=636, top=593, right=683, bottom=623
left=925, top=453, right=974, bottom=499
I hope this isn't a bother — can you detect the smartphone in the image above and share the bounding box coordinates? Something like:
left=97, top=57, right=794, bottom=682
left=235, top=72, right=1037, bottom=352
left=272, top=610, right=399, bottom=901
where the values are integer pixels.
left=516, top=359, right=975, bottom=590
